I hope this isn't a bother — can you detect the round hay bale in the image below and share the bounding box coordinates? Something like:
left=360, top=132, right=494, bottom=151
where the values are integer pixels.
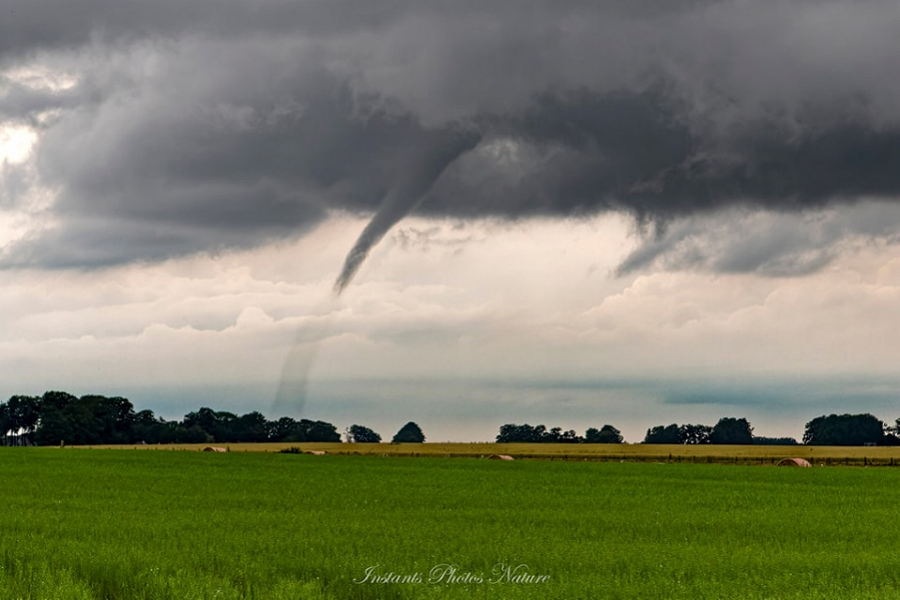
left=304, top=450, right=327, bottom=455
left=488, top=454, right=514, bottom=461
left=202, top=446, right=227, bottom=453
left=776, top=457, right=811, bottom=467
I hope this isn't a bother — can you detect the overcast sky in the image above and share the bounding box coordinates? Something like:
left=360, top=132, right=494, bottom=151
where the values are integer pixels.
left=2, top=0, right=899, bottom=442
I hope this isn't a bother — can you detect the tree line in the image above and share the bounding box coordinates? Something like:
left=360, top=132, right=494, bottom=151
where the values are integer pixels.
left=496, top=414, right=900, bottom=446
left=492, top=420, right=757, bottom=445
left=495, top=423, right=624, bottom=444
left=640, top=414, right=900, bottom=446
left=0, top=391, right=424, bottom=446
left=4, top=391, right=898, bottom=447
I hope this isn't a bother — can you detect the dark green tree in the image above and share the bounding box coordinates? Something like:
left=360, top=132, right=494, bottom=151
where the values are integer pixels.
left=211, top=411, right=238, bottom=442
left=544, top=427, right=582, bottom=443
left=348, top=424, right=382, bottom=443
left=6, top=395, right=41, bottom=443
left=132, top=410, right=172, bottom=444
left=80, top=395, right=136, bottom=444
left=392, top=421, right=425, bottom=443
left=34, top=392, right=85, bottom=446
left=496, top=424, right=549, bottom=443
left=289, top=419, right=341, bottom=442
left=41, top=391, right=77, bottom=410
left=643, top=424, right=681, bottom=444
left=33, top=405, right=74, bottom=446
left=710, top=417, right=754, bottom=445
left=183, top=408, right=240, bottom=442
left=183, top=407, right=218, bottom=433
left=803, top=413, right=887, bottom=446
left=643, top=422, right=713, bottom=445
left=175, top=424, right=213, bottom=444
left=678, top=424, right=712, bottom=444
left=585, top=424, right=624, bottom=444
left=0, top=403, right=10, bottom=443
left=63, top=399, right=102, bottom=445
left=235, top=411, right=268, bottom=443
left=266, top=417, right=298, bottom=442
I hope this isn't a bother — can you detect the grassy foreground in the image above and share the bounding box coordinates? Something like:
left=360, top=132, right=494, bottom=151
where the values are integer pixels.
left=2, top=449, right=900, bottom=600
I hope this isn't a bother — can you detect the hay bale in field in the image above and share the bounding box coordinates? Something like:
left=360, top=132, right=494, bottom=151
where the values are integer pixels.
left=488, top=454, right=514, bottom=461
left=304, top=450, right=327, bottom=455
left=202, top=446, right=227, bottom=453
left=776, top=457, right=811, bottom=467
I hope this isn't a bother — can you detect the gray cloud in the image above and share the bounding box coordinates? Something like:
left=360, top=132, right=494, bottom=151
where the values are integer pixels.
left=617, top=201, right=900, bottom=277
left=662, top=375, right=900, bottom=412
left=2, top=0, right=900, bottom=275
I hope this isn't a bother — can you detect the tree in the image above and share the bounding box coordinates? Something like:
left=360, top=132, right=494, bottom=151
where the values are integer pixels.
left=80, top=395, right=136, bottom=444
left=347, top=424, right=382, bottom=443
left=544, top=427, right=581, bottom=443
left=34, top=393, right=91, bottom=446
left=183, top=407, right=219, bottom=437
left=41, top=391, right=77, bottom=410
left=34, top=405, right=74, bottom=446
left=803, top=413, right=887, bottom=446
left=234, top=411, right=268, bottom=443
left=0, top=403, right=10, bottom=443
left=211, top=411, right=239, bottom=442
left=289, top=419, right=341, bottom=442
left=392, top=421, right=425, bottom=443
left=710, top=417, right=754, bottom=445
left=678, top=424, right=712, bottom=445
left=183, top=408, right=240, bottom=442
left=61, top=398, right=102, bottom=445
left=585, top=425, right=623, bottom=444
left=643, top=424, right=680, bottom=444
left=267, top=417, right=298, bottom=442
left=496, top=423, right=585, bottom=443
left=642, top=423, right=712, bottom=444
left=132, top=410, right=172, bottom=444
left=884, top=419, right=900, bottom=446
left=174, top=424, right=213, bottom=444
left=496, top=424, right=525, bottom=443
left=262, top=418, right=341, bottom=442
left=6, top=395, right=41, bottom=443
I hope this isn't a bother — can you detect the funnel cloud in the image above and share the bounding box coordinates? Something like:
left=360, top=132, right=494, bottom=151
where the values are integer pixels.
left=333, top=129, right=480, bottom=293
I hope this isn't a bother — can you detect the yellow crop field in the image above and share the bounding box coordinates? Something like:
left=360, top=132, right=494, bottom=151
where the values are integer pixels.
left=70, top=441, right=900, bottom=465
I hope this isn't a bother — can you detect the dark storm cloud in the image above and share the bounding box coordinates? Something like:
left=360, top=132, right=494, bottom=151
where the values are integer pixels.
left=0, top=0, right=720, bottom=58
left=0, top=0, right=395, bottom=57
left=2, top=0, right=900, bottom=274
left=616, top=201, right=900, bottom=277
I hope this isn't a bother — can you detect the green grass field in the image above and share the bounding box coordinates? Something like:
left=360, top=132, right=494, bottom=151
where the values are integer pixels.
left=2, top=449, right=900, bottom=599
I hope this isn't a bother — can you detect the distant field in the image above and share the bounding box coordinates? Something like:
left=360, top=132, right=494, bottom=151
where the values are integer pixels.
left=3, top=449, right=900, bottom=599
left=74, top=441, right=900, bottom=466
